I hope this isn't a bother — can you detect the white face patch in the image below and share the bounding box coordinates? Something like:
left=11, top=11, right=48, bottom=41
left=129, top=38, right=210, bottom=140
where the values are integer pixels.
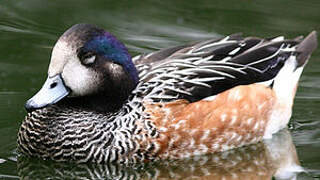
left=48, top=39, right=103, bottom=97
left=62, top=55, right=102, bottom=96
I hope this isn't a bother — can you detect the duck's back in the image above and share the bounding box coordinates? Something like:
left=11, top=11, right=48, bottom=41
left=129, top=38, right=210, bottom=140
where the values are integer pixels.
left=133, top=33, right=316, bottom=103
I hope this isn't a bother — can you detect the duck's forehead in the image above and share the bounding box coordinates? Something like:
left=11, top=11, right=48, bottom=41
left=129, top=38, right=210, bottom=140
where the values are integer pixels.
left=48, top=24, right=105, bottom=77
left=48, top=39, right=74, bottom=77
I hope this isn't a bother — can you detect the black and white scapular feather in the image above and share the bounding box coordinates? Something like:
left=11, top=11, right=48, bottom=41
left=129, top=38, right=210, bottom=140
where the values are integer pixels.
left=132, top=33, right=314, bottom=103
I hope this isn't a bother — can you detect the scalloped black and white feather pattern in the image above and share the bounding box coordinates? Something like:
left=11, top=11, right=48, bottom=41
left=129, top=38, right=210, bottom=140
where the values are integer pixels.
left=132, top=35, right=300, bottom=103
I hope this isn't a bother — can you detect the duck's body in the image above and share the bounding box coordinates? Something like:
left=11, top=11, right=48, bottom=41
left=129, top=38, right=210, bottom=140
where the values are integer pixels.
left=18, top=24, right=318, bottom=164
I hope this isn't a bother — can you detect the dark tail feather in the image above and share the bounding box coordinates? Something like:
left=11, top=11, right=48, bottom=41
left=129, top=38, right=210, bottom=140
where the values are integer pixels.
left=296, top=31, right=318, bottom=67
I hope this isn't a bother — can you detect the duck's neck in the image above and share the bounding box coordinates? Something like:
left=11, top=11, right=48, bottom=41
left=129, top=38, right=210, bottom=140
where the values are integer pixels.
left=58, top=93, right=125, bottom=113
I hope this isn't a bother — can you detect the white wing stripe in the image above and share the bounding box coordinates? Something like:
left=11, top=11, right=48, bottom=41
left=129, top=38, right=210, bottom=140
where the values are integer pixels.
left=200, top=65, right=247, bottom=74
left=193, top=77, right=225, bottom=82
left=163, top=87, right=192, bottom=96
left=182, top=79, right=212, bottom=88
left=228, top=47, right=241, bottom=55
left=193, top=36, right=237, bottom=52
left=194, top=55, right=214, bottom=65
left=247, top=44, right=284, bottom=66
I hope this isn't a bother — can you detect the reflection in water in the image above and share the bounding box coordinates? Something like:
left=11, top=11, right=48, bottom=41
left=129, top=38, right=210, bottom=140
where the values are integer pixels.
left=17, top=129, right=302, bottom=180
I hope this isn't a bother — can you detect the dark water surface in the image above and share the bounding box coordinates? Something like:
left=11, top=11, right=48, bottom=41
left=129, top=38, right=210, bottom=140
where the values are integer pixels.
left=0, top=0, right=319, bottom=179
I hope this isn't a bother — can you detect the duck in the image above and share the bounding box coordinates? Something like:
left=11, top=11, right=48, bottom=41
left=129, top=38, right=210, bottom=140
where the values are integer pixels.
left=18, top=24, right=318, bottom=164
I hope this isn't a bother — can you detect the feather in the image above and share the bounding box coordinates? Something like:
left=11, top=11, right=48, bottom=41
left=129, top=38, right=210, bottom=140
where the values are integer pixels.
left=133, top=34, right=302, bottom=103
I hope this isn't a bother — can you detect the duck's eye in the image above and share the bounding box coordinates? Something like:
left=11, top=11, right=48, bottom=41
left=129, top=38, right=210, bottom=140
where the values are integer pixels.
left=82, top=54, right=96, bottom=65
left=77, top=47, right=96, bottom=66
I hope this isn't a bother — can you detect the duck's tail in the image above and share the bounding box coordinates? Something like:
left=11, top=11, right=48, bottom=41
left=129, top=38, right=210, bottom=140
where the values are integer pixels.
left=264, top=31, right=317, bottom=139
left=272, top=31, right=317, bottom=106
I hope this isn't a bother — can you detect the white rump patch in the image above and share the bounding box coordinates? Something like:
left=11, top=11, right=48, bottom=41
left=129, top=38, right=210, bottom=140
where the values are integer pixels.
left=264, top=55, right=304, bottom=139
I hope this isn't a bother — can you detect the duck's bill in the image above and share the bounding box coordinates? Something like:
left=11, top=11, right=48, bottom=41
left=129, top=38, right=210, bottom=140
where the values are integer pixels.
left=25, top=74, right=70, bottom=112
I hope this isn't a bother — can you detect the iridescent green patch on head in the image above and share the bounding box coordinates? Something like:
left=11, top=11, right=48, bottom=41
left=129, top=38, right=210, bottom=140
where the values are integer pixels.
left=82, top=31, right=139, bottom=86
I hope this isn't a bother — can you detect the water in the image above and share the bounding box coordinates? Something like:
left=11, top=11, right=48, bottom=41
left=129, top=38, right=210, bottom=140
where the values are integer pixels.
left=0, top=0, right=319, bottom=179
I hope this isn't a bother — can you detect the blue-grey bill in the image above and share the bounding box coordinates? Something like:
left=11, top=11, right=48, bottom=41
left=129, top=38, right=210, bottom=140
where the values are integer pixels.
left=25, top=74, right=70, bottom=111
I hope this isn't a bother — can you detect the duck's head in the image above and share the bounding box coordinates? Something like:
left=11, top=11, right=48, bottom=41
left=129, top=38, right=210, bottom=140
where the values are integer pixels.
left=25, top=24, right=139, bottom=112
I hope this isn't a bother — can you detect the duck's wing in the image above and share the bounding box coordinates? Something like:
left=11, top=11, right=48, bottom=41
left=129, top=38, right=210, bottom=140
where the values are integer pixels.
left=132, top=34, right=243, bottom=68
left=133, top=35, right=302, bottom=103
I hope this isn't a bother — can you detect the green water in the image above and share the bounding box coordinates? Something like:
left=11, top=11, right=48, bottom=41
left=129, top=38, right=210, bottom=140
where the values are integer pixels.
left=0, top=0, right=319, bottom=179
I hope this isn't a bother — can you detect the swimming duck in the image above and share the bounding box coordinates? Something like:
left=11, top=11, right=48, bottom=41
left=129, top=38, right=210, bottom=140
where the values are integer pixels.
left=18, top=24, right=317, bottom=164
